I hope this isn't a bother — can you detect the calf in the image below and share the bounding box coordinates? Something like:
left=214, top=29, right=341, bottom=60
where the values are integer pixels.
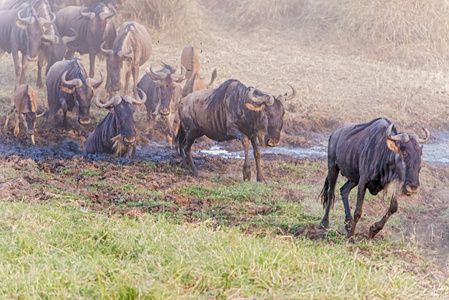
left=4, top=84, right=43, bottom=144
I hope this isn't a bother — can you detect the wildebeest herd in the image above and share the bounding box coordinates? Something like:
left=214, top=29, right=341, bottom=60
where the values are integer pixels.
left=0, top=0, right=432, bottom=240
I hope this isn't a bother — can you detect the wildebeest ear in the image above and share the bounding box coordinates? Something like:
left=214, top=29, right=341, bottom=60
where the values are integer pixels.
left=386, top=139, right=400, bottom=153
left=245, top=102, right=265, bottom=111
left=60, top=85, right=75, bottom=94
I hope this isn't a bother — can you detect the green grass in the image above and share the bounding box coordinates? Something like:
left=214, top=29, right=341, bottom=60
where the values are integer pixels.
left=0, top=200, right=446, bottom=299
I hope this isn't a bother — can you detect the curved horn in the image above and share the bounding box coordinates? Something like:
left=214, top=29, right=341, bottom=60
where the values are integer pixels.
left=284, top=84, right=296, bottom=101
left=118, top=49, right=132, bottom=58
left=248, top=87, right=274, bottom=106
left=100, top=41, right=113, bottom=57
left=17, top=8, right=35, bottom=25
left=38, top=11, right=56, bottom=26
left=42, top=33, right=59, bottom=45
left=386, top=123, right=410, bottom=143
left=130, top=87, right=147, bottom=105
left=95, top=89, right=121, bottom=108
left=62, top=28, right=77, bottom=45
left=99, top=6, right=115, bottom=20
left=413, top=127, right=430, bottom=144
left=86, top=71, right=104, bottom=89
left=170, top=64, right=187, bottom=82
left=147, top=63, right=167, bottom=80
left=62, top=71, right=83, bottom=88
left=80, top=6, right=95, bottom=20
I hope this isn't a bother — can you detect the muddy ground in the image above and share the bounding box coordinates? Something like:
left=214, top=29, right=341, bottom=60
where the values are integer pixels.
left=0, top=13, right=449, bottom=281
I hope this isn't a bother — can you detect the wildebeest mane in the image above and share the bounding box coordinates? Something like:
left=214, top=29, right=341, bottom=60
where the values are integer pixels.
left=62, top=58, right=87, bottom=85
left=345, top=117, right=396, bottom=138
left=207, top=79, right=252, bottom=112
left=85, top=2, right=108, bottom=14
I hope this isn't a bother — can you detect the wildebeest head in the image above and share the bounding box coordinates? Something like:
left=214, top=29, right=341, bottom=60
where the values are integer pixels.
left=146, top=62, right=186, bottom=116
left=15, top=4, right=56, bottom=61
left=245, top=85, right=296, bottom=147
left=80, top=3, right=115, bottom=51
left=60, top=68, right=103, bottom=124
left=94, top=88, right=147, bottom=151
left=385, top=124, right=430, bottom=195
left=100, top=23, right=135, bottom=93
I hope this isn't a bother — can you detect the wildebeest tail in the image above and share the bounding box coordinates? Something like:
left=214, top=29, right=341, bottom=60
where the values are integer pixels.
left=320, top=175, right=334, bottom=209
left=174, top=123, right=186, bottom=155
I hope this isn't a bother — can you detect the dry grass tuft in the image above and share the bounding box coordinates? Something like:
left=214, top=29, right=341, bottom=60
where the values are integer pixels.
left=119, top=0, right=202, bottom=39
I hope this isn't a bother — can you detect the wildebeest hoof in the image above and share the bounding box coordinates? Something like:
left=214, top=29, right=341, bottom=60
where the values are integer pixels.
left=368, top=226, right=379, bottom=239
left=243, top=166, right=251, bottom=181
left=320, top=220, right=329, bottom=230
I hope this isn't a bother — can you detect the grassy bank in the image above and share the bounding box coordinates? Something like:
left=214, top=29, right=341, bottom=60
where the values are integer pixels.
left=0, top=200, right=447, bottom=298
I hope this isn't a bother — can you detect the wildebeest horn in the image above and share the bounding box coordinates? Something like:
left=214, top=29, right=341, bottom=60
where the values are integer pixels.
left=124, top=87, right=147, bottom=105
left=80, top=6, right=95, bottom=20
left=38, top=11, right=56, bottom=26
left=62, top=71, right=83, bottom=88
left=412, top=127, right=430, bottom=144
left=284, top=84, right=296, bottom=101
left=386, top=124, right=410, bottom=143
left=248, top=87, right=274, bottom=106
left=42, top=33, right=59, bottom=45
left=147, top=63, right=167, bottom=80
left=99, top=5, right=115, bottom=20
left=170, top=64, right=187, bottom=83
left=62, top=28, right=77, bottom=45
left=100, top=41, right=113, bottom=57
left=118, top=49, right=132, bottom=58
left=95, top=89, right=122, bottom=108
left=17, top=8, right=35, bottom=24
left=86, top=71, right=104, bottom=89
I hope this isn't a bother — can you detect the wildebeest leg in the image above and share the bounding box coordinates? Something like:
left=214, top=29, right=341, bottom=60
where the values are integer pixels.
left=124, top=71, right=131, bottom=95
left=250, top=137, right=264, bottom=182
left=320, top=163, right=340, bottom=229
left=132, top=66, right=139, bottom=98
left=340, top=180, right=357, bottom=234
left=60, top=98, right=68, bottom=127
left=89, top=52, right=95, bottom=78
left=14, top=112, right=22, bottom=136
left=20, top=53, right=28, bottom=85
left=64, top=50, right=75, bottom=60
left=4, top=106, right=15, bottom=132
left=241, top=137, right=251, bottom=181
left=37, top=53, right=45, bottom=88
left=183, top=135, right=198, bottom=177
left=368, top=198, right=398, bottom=239
left=348, top=180, right=367, bottom=238
left=12, top=51, right=21, bottom=90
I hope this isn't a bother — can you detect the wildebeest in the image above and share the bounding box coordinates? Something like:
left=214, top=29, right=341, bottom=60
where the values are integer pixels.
left=101, top=21, right=152, bottom=97
left=137, top=62, right=186, bottom=148
left=4, top=84, right=44, bottom=144
left=320, top=118, right=430, bottom=239
left=177, top=79, right=296, bottom=182
left=55, top=2, right=116, bottom=78
left=0, top=0, right=63, bottom=89
left=48, top=0, right=123, bottom=12
left=0, top=2, right=56, bottom=89
left=46, top=58, right=103, bottom=126
left=85, top=88, right=146, bottom=158
left=180, top=45, right=217, bottom=97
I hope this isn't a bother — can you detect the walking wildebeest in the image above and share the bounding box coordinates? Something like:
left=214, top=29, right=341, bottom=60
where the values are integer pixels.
left=320, top=118, right=430, bottom=239
left=55, top=2, right=116, bottom=78
left=176, top=79, right=296, bottom=182
left=101, top=21, right=152, bottom=97
left=137, top=62, right=186, bottom=148
left=46, top=58, right=103, bottom=126
left=4, top=84, right=44, bottom=144
left=180, top=45, right=217, bottom=97
left=85, top=88, right=147, bottom=158
left=0, top=2, right=56, bottom=89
